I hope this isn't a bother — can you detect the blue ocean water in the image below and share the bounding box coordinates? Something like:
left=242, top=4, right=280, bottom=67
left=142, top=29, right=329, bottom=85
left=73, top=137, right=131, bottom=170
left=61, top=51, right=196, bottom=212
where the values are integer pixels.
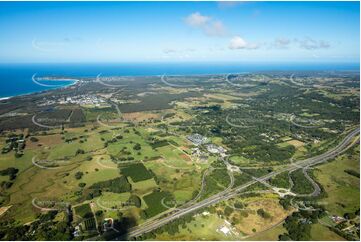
left=0, top=62, right=359, bottom=98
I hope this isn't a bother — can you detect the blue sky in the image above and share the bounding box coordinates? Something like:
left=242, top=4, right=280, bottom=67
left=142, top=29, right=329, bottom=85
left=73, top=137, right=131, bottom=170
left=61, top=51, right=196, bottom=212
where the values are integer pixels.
left=0, top=1, right=359, bottom=63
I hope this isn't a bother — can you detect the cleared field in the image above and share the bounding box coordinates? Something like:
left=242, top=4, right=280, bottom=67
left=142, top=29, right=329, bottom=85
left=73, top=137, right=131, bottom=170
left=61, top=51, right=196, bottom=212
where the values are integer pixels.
left=122, top=111, right=160, bottom=122
left=130, top=178, right=158, bottom=196
left=313, top=146, right=360, bottom=216
left=231, top=196, right=291, bottom=236
left=105, top=128, right=158, bottom=161
left=310, top=223, right=345, bottom=241
left=94, top=192, right=131, bottom=210
left=246, top=223, right=286, bottom=241
left=155, top=213, right=241, bottom=241
left=144, top=158, right=202, bottom=201
left=65, top=157, right=120, bottom=188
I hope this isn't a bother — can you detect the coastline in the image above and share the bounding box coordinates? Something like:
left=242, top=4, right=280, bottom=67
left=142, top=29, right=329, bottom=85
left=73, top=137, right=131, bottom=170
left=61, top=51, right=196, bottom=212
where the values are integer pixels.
left=0, top=79, right=79, bottom=100
left=0, top=66, right=359, bottom=100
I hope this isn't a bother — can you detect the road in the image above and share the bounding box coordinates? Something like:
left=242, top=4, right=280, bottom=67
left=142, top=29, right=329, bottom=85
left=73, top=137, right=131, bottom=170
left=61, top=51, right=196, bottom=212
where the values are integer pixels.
left=116, top=127, right=359, bottom=239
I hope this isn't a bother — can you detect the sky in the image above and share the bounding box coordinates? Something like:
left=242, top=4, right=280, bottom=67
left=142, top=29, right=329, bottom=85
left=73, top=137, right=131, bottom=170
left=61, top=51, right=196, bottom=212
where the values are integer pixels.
left=0, top=1, right=359, bottom=63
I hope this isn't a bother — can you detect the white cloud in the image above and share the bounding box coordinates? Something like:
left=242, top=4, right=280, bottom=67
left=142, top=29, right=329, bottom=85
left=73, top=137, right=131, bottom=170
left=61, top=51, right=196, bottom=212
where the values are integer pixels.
left=184, top=12, right=227, bottom=37
left=273, top=38, right=291, bottom=49
left=266, top=37, right=330, bottom=50
left=163, top=48, right=177, bottom=54
left=185, top=12, right=210, bottom=27
left=204, top=20, right=226, bottom=37
left=229, top=36, right=259, bottom=50
left=296, top=37, right=330, bottom=50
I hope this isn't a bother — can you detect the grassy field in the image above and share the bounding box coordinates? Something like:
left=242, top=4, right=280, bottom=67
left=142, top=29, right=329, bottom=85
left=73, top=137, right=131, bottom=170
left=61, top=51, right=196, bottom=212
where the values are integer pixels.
left=143, top=191, right=173, bottom=218
left=154, top=195, right=291, bottom=241
left=246, top=223, right=286, bottom=241
left=229, top=195, right=291, bottom=236
left=144, top=158, right=203, bottom=202
left=120, top=163, right=153, bottom=182
left=310, top=223, right=345, bottom=241
left=313, top=145, right=360, bottom=216
left=130, top=178, right=158, bottom=197
left=154, top=213, right=241, bottom=241
left=74, top=203, right=93, bottom=218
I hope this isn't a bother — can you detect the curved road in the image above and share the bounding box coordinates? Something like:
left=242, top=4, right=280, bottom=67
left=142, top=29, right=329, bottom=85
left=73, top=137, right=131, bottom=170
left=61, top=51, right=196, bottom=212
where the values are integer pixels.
left=115, top=127, right=359, bottom=239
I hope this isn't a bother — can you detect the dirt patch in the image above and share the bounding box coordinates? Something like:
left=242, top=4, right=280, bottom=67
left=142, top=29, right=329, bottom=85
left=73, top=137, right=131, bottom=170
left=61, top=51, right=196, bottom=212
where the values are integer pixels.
left=26, top=134, right=63, bottom=149
left=122, top=112, right=160, bottom=122
left=234, top=198, right=291, bottom=235
left=0, top=205, right=12, bottom=217
left=287, top=139, right=305, bottom=148
left=180, top=153, right=191, bottom=161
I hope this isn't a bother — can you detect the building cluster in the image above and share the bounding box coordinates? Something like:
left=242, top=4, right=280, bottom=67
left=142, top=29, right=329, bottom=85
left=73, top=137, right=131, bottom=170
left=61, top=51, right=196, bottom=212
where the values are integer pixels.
left=216, top=220, right=239, bottom=236
left=38, top=94, right=106, bottom=106
left=187, top=133, right=227, bottom=159
left=187, top=133, right=208, bottom=146
left=58, top=95, right=106, bottom=106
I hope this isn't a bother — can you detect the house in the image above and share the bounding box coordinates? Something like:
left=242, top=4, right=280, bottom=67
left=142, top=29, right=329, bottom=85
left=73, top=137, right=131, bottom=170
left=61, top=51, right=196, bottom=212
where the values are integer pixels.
left=103, top=218, right=114, bottom=232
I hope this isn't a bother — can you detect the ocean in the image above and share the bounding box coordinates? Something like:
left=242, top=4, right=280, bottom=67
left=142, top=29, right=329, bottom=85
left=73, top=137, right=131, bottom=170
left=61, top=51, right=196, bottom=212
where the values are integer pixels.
left=0, top=62, right=359, bottom=98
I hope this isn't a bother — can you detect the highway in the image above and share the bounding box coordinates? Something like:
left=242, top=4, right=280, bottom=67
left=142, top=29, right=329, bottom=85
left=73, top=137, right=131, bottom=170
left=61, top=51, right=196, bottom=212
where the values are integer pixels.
left=116, top=127, right=359, bottom=239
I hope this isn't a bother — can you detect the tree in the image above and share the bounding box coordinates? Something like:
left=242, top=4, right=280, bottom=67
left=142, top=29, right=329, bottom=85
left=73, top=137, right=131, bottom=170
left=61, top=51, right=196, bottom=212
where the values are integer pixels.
left=76, top=149, right=85, bottom=155
left=30, top=137, right=39, bottom=142
left=74, top=171, right=84, bottom=180
left=78, top=182, right=86, bottom=188
left=257, top=208, right=271, bottom=219
left=133, top=143, right=141, bottom=150
left=128, top=195, right=141, bottom=208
